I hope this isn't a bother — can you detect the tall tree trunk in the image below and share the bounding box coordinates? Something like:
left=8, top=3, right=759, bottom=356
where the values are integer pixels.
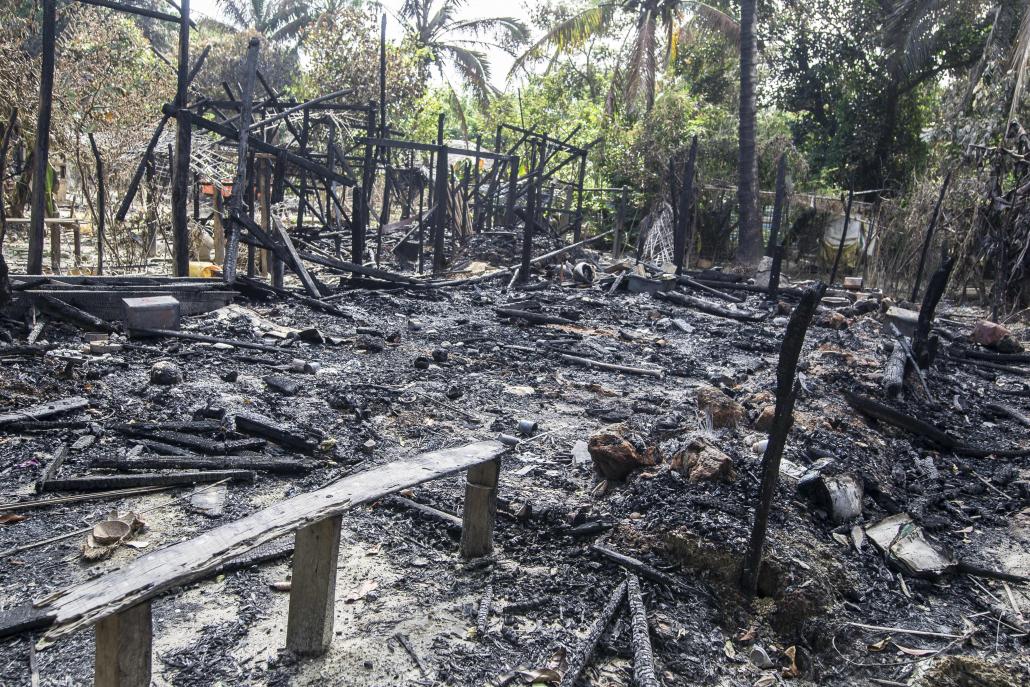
left=736, top=0, right=762, bottom=264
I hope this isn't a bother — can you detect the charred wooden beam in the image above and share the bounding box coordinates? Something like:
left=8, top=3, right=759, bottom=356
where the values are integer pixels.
left=626, top=574, right=660, bottom=687
left=170, top=0, right=192, bottom=277
left=558, top=580, right=626, bottom=687
left=39, top=470, right=255, bottom=492
left=91, top=454, right=312, bottom=475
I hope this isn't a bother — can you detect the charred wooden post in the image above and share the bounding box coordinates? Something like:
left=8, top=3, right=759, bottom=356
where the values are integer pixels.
left=354, top=105, right=376, bottom=263
left=613, top=185, right=628, bottom=259
left=0, top=109, right=16, bottom=305
left=675, top=136, right=698, bottom=274
left=741, top=282, right=825, bottom=596
left=258, top=156, right=279, bottom=284
left=170, top=0, right=192, bottom=277
left=295, top=107, right=311, bottom=233
left=911, top=171, right=952, bottom=302
left=286, top=515, right=343, bottom=655
left=518, top=142, right=540, bottom=284
left=912, top=255, right=955, bottom=368
left=212, top=184, right=225, bottom=263
left=222, top=36, right=261, bottom=283
left=376, top=163, right=393, bottom=265
left=504, top=155, right=519, bottom=228
left=432, top=114, right=448, bottom=273
left=27, top=0, right=56, bottom=275
left=460, top=458, right=500, bottom=558
left=572, top=151, right=587, bottom=242
left=94, top=601, right=152, bottom=687
left=88, top=133, right=106, bottom=275
left=472, top=134, right=483, bottom=230
left=245, top=153, right=257, bottom=278
left=766, top=153, right=787, bottom=256
left=378, top=13, right=387, bottom=138
left=828, top=187, right=854, bottom=286
left=626, top=574, right=660, bottom=687
left=768, top=244, right=785, bottom=298
left=559, top=580, right=627, bottom=687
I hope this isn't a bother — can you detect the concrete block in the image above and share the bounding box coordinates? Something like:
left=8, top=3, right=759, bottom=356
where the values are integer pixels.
left=123, top=296, right=180, bottom=333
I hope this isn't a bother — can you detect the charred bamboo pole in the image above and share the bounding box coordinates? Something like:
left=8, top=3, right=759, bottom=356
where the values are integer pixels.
left=87, top=134, right=106, bottom=275
left=559, top=581, right=627, bottom=687
left=170, top=0, right=192, bottom=277
left=222, top=36, right=260, bottom=283
left=27, top=0, right=56, bottom=275
left=626, top=574, right=660, bottom=687
left=828, top=187, right=854, bottom=286
left=741, top=282, right=825, bottom=596
left=911, top=171, right=952, bottom=302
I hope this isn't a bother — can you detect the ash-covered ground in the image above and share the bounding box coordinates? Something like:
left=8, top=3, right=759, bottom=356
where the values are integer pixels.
left=0, top=255, right=1027, bottom=687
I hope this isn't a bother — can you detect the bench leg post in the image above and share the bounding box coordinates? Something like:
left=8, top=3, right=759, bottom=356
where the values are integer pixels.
left=94, top=601, right=152, bottom=687
left=286, top=515, right=343, bottom=656
left=461, top=458, right=501, bottom=559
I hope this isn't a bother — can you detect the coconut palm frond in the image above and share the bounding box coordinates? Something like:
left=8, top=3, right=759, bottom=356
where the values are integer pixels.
left=625, top=10, right=657, bottom=113
left=1009, top=2, right=1030, bottom=125
left=674, top=1, right=740, bottom=54
left=442, top=43, right=496, bottom=105
left=509, top=2, right=620, bottom=75
left=448, top=17, right=530, bottom=44
left=269, top=13, right=309, bottom=42
left=217, top=0, right=252, bottom=31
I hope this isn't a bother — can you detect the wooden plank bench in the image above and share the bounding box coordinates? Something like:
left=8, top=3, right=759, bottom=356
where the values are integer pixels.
left=31, top=439, right=506, bottom=686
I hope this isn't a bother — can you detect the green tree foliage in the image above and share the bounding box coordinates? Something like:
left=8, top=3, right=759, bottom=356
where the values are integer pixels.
left=763, top=0, right=991, bottom=191
left=514, top=0, right=739, bottom=113
left=299, top=5, right=427, bottom=129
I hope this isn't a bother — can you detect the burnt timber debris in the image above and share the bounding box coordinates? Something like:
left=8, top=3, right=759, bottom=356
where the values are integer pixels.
left=0, top=8, right=1029, bottom=687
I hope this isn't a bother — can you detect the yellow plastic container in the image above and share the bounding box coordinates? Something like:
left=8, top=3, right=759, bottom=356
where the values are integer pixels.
left=189, top=261, right=222, bottom=278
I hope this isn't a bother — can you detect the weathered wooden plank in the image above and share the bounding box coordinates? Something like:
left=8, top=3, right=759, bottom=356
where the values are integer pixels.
left=0, top=397, right=89, bottom=428
left=94, top=601, right=151, bottom=687
left=460, top=458, right=500, bottom=559
left=35, top=440, right=507, bottom=646
left=285, top=515, right=342, bottom=655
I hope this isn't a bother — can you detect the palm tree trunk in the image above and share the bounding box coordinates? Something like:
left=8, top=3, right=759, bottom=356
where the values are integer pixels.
left=736, top=0, right=762, bottom=264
